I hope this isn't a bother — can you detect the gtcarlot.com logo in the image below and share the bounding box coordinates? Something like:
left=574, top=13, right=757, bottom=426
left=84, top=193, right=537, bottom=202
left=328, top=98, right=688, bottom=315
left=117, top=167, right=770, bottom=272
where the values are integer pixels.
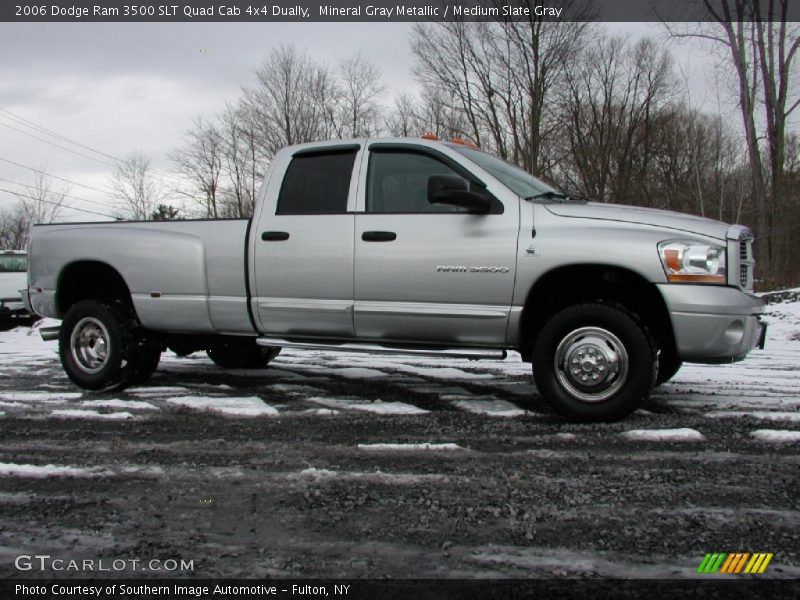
left=15, top=554, right=194, bottom=573
left=697, top=552, right=774, bottom=574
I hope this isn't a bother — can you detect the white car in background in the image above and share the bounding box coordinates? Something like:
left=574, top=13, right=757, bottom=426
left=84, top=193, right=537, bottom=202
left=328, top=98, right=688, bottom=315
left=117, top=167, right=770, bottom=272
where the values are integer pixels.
left=0, top=250, right=31, bottom=328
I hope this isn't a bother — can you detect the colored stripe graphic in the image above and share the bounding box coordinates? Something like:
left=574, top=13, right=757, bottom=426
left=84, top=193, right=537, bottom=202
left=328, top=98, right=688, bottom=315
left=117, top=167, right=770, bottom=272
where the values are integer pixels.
left=699, top=552, right=774, bottom=574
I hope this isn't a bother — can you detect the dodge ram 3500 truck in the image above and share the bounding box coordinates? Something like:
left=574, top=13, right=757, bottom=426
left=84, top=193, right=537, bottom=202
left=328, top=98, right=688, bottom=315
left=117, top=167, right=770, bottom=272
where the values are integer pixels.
left=24, top=138, right=766, bottom=421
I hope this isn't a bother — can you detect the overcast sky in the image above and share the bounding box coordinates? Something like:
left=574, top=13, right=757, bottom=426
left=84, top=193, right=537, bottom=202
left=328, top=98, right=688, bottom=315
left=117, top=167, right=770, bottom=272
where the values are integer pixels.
left=0, top=21, right=726, bottom=221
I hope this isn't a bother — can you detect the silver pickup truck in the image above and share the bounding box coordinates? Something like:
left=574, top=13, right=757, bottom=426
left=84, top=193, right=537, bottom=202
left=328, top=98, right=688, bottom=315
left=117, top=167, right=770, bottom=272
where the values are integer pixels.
left=24, top=137, right=766, bottom=421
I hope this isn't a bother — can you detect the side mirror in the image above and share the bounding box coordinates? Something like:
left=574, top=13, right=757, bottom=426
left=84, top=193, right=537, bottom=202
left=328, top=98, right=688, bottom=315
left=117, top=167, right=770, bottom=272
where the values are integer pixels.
left=428, top=175, right=491, bottom=213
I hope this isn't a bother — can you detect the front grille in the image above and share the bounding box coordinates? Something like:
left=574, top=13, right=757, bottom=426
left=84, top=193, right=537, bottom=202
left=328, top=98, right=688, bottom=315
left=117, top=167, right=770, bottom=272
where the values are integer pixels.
left=739, top=239, right=754, bottom=290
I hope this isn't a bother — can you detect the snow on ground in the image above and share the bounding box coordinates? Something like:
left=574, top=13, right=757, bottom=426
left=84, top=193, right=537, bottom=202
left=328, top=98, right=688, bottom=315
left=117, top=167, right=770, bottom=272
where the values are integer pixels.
left=357, top=443, right=466, bottom=451
left=308, top=396, right=429, bottom=415
left=288, top=467, right=454, bottom=484
left=0, top=462, right=112, bottom=478
left=50, top=409, right=136, bottom=420
left=0, top=391, right=82, bottom=403
left=0, top=291, right=798, bottom=437
left=704, top=411, right=800, bottom=422
left=447, top=397, right=528, bottom=417
left=750, top=429, right=800, bottom=443
left=620, top=428, right=706, bottom=442
left=166, top=396, right=279, bottom=417
left=79, top=399, right=159, bottom=411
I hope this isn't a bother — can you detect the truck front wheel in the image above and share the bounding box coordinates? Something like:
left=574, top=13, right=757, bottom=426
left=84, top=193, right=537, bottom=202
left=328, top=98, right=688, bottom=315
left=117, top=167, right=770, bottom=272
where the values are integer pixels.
left=532, top=303, right=656, bottom=422
left=206, top=339, right=281, bottom=369
left=59, top=300, right=142, bottom=391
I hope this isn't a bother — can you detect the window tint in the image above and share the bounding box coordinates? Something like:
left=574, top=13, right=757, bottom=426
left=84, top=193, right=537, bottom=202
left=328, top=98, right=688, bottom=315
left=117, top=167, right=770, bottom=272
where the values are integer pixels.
left=367, top=151, right=470, bottom=213
left=277, top=151, right=356, bottom=214
left=0, top=254, right=27, bottom=273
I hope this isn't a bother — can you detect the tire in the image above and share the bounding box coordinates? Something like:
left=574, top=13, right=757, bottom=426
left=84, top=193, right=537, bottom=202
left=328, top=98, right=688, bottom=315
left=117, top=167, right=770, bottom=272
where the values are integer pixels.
left=59, top=300, right=140, bottom=391
left=655, top=348, right=682, bottom=386
left=206, top=339, right=281, bottom=369
left=532, top=303, right=657, bottom=422
left=129, top=343, right=162, bottom=385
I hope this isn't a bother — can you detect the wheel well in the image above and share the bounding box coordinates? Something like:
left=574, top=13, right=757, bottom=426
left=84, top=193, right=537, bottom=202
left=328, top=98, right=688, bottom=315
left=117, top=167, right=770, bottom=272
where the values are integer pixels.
left=518, top=265, right=675, bottom=362
left=57, top=261, right=133, bottom=317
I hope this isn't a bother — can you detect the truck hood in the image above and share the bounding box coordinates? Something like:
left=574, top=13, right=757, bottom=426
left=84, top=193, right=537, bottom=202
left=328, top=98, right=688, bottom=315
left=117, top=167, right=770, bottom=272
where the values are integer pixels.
left=545, top=202, right=729, bottom=240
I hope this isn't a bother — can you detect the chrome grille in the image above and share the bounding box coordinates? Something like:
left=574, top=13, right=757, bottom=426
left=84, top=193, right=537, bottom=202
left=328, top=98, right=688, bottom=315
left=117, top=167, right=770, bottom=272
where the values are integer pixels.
left=739, top=238, right=754, bottom=290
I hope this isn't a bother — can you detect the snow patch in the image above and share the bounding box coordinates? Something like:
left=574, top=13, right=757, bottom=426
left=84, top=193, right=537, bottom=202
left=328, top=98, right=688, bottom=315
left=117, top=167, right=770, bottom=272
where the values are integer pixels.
left=166, top=396, right=279, bottom=417
left=308, top=397, right=428, bottom=415
left=126, top=386, right=189, bottom=396
left=80, top=399, right=159, bottom=411
left=50, top=410, right=136, bottom=420
left=0, top=391, right=82, bottom=403
left=357, top=442, right=466, bottom=451
left=705, top=411, right=800, bottom=422
left=621, top=428, right=706, bottom=442
left=751, top=429, right=800, bottom=443
left=288, top=467, right=451, bottom=484
left=450, top=398, right=527, bottom=418
left=0, top=462, right=112, bottom=478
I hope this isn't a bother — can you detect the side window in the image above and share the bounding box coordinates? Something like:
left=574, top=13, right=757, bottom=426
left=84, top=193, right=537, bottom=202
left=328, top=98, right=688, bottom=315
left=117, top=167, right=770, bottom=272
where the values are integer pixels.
left=367, top=151, right=471, bottom=214
left=276, top=150, right=356, bottom=215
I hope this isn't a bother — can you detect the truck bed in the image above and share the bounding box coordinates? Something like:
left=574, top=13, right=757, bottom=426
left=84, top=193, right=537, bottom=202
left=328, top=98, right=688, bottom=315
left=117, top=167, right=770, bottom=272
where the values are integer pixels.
left=28, top=219, right=255, bottom=335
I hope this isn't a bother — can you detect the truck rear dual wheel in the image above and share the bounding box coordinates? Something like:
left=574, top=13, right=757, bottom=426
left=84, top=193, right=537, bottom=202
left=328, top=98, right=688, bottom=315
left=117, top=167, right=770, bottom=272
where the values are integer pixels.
left=59, top=300, right=161, bottom=391
left=532, top=303, right=657, bottom=422
left=206, top=339, right=281, bottom=369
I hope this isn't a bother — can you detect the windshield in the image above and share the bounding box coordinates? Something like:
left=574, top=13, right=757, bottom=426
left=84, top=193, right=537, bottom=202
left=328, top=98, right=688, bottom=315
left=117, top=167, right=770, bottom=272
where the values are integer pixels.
left=449, top=145, right=557, bottom=198
left=0, top=254, right=27, bottom=273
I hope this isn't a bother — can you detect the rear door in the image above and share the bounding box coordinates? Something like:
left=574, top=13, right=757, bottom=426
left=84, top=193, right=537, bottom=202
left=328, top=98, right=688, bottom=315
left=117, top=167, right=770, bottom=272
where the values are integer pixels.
left=353, top=144, right=519, bottom=346
left=252, top=145, right=360, bottom=337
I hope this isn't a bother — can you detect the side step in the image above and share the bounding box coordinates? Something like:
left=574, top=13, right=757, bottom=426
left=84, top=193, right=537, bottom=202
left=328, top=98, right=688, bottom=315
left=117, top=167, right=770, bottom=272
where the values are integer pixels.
left=256, top=337, right=506, bottom=360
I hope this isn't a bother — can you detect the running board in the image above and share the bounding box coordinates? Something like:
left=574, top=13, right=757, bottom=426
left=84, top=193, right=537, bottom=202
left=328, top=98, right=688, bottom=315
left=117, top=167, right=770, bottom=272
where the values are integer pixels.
left=256, top=337, right=506, bottom=360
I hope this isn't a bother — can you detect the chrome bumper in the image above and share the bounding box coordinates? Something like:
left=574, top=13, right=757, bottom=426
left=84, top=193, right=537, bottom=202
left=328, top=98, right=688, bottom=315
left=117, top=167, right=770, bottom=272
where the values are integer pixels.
left=657, top=284, right=765, bottom=363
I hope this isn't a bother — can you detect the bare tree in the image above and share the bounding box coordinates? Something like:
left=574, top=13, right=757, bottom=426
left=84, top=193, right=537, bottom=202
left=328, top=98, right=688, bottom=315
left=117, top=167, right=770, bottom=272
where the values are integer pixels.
left=242, top=45, right=338, bottom=157
left=21, top=166, right=69, bottom=225
left=558, top=35, right=674, bottom=203
left=385, top=92, right=421, bottom=137
left=170, top=116, right=224, bottom=218
left=109, top=151, right=163, bottom=220
left=334, top=54, right=385, bottom=138
left=665, top=0, right=800, bottom=280
left=412, top=3, right=592, bottom=174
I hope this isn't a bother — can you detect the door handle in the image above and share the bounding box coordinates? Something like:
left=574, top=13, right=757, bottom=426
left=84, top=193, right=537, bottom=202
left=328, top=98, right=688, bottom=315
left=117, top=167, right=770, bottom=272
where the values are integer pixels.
left=361, top=231, right=396, bottom=242
left=261, top=231, right=290, bottom=241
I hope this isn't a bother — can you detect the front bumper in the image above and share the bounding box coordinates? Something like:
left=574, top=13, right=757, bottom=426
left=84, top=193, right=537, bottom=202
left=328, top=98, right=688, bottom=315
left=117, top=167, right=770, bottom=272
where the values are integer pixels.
left=657, top=284, right=766, bottom=363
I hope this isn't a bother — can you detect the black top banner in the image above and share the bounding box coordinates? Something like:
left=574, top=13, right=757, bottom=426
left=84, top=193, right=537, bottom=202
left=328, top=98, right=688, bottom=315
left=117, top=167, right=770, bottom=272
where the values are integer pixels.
left=3, top=0, right=800, bottom=23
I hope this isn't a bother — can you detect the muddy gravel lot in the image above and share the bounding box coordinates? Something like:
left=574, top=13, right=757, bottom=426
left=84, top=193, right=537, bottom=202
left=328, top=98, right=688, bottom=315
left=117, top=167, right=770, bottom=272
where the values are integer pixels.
left=0, top=307, right=799, bottom=582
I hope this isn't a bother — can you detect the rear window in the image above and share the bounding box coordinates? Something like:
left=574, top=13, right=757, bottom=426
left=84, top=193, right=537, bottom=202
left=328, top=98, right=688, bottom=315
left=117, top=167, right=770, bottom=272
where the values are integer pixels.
left=276, top=150, right=357, bottom=214
left=0, top=255, right=27, bottom=273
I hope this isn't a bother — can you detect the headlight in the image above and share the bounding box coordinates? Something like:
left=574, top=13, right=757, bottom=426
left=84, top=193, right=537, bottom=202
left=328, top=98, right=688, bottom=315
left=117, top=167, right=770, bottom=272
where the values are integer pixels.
left=658, top=240, right=727, bottom=284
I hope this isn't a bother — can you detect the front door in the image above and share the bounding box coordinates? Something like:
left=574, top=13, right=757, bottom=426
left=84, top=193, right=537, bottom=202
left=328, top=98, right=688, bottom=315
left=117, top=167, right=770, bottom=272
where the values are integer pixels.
left=353, top=145, right=519, bottom=346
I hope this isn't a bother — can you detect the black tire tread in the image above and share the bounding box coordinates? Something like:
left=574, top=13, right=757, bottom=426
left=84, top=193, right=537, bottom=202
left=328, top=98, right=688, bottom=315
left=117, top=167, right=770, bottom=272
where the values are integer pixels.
left=532, top=302, right=657, bottom=422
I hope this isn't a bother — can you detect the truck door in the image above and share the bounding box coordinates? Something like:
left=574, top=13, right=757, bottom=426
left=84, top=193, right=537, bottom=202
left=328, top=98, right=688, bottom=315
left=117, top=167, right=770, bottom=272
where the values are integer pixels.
left=252, top=146, right=359, bottom=337
left=353, top=144, right=519, bottom=346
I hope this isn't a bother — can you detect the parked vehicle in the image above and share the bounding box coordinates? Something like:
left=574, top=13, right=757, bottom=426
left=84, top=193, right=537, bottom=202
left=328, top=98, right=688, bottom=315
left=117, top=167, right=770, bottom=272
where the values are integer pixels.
left=0, top=250, right=32, bottom=328
left=24, top=138, right=766, bottom=421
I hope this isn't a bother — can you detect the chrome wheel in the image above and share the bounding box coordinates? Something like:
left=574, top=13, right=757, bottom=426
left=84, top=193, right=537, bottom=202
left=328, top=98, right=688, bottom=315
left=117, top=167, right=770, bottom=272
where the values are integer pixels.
left=69, top=317, right=111, bottom=374
left=554, top=326, right=628, bottom=403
